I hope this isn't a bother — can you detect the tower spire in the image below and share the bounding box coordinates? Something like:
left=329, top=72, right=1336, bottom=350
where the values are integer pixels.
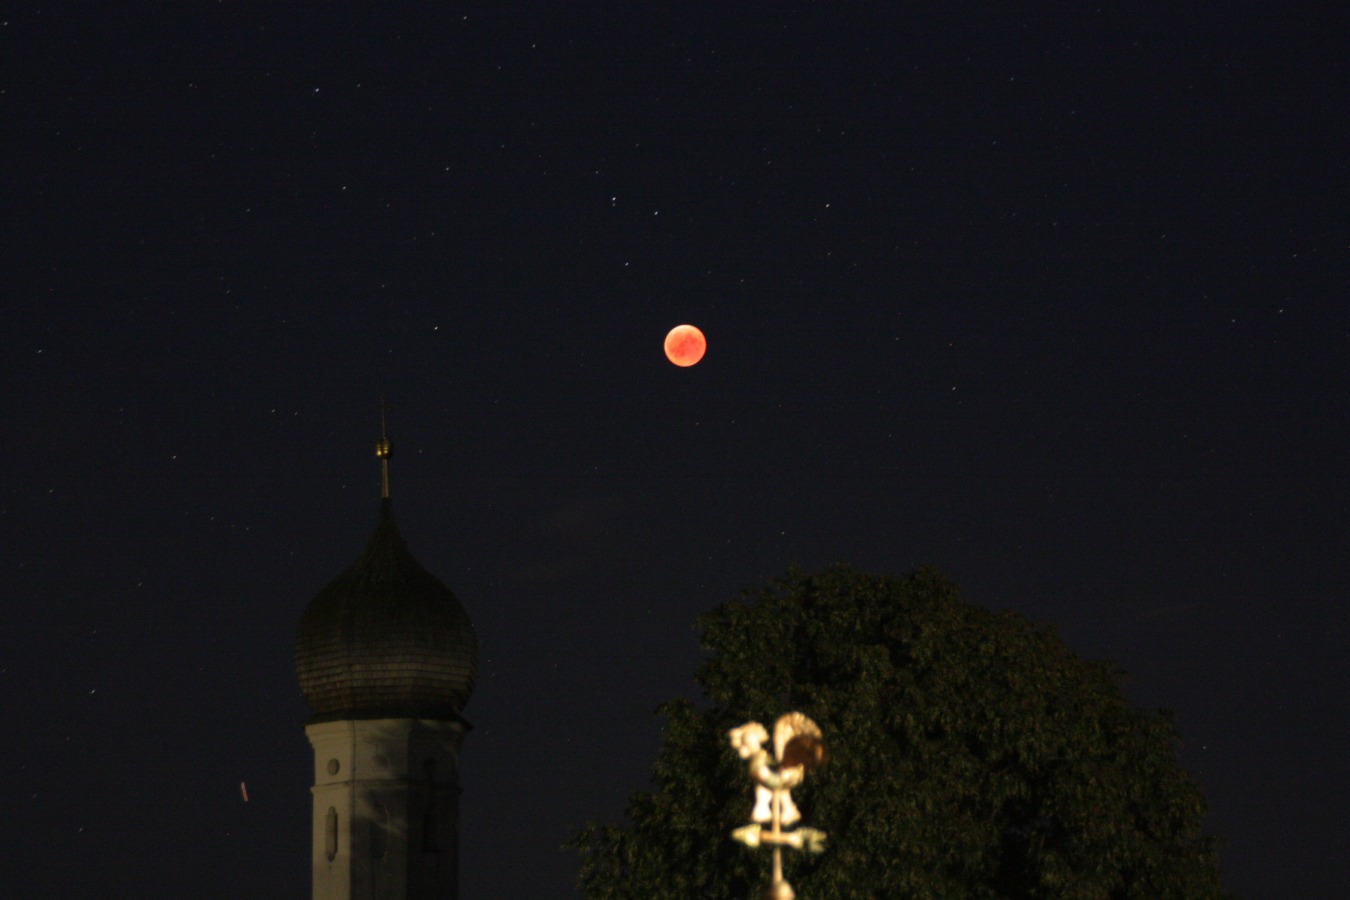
left=296, top=409, right=477, bottom=899
left=376, top=397, right=393, bottom=500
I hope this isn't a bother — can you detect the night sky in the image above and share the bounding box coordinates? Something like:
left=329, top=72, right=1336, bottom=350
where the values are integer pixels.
left=3, top=4, right=1346, bottom=898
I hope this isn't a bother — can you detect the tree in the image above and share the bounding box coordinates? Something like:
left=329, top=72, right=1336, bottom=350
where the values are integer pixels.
left=572, top=566, right=1227, bottom=899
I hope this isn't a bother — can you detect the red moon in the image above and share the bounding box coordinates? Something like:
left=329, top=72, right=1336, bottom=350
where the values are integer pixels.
left=664, top=324, right=707, bottom=367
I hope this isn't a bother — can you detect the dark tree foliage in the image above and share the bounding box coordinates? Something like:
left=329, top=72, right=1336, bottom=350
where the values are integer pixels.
left=572, top=566, right=1227, bottom=899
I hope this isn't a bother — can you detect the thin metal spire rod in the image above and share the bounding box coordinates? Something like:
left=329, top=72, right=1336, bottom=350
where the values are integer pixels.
left=376, top=397, right=393, bottom=499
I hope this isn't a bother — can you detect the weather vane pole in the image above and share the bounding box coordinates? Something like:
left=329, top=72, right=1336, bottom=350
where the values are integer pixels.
left=729, top=713, right=828, bottom=900
left=376, top=396, right=393, bottom=499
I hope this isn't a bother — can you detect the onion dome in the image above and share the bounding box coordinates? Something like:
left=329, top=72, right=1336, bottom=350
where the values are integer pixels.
left=294, top=409, right=477, bottom=721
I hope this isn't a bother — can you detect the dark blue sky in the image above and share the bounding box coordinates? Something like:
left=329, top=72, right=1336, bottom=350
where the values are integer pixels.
left=3, top=4, right=1345, bottom=897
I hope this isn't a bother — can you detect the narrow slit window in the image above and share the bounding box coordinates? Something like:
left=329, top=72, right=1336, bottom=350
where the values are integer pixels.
left=325, top=807, right=338, bottom=861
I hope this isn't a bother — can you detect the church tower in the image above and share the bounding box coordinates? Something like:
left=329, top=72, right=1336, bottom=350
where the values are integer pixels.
left=295, top=412, right=478, bottom=899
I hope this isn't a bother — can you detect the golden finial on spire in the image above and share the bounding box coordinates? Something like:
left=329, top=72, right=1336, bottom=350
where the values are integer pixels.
left=376, top=397, right=393, bottom=499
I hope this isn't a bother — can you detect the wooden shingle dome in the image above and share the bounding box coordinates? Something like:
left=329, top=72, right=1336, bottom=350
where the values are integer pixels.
left=295, top=498, right=478, bottom=721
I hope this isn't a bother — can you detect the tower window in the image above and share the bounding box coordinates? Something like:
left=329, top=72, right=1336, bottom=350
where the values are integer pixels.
left=325, top=807, right=338, bottom=861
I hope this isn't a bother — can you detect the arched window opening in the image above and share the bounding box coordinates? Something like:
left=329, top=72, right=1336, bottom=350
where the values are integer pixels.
left=325, top=807, right=338, bottom=862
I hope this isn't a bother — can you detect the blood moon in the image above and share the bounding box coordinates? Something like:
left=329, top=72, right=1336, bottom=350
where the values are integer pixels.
left=663, top=324, right=707, bottom=367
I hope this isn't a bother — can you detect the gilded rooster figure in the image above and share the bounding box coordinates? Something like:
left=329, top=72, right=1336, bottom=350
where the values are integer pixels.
left=729, top=713, right=828, bottom=900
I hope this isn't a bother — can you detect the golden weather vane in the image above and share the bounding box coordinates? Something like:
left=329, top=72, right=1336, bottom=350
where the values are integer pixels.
left=729, top=713, right=828, bottom=900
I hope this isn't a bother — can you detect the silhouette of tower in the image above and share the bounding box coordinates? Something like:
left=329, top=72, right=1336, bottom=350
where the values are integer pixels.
left=295, top=405, right=478, bottom=899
